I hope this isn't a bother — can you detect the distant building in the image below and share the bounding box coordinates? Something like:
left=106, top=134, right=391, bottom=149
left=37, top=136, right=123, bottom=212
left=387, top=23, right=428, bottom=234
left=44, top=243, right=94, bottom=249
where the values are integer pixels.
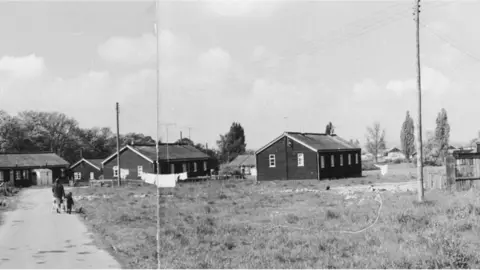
left=255, top=132, right=362, bottom=181
left=101, top=143, right=214, bottom=180
left=228, top=154, right=256, bottom=175
left=69, top=158, right=103, bottom=183
left=0, top=152, right=69, bottom=187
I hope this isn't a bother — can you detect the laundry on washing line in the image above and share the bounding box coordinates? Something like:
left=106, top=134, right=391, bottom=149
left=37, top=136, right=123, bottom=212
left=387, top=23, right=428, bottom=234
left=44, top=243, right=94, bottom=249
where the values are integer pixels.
left=374, top=164, right=388, bottom=176
left=140, top=173, right=176, bottom=188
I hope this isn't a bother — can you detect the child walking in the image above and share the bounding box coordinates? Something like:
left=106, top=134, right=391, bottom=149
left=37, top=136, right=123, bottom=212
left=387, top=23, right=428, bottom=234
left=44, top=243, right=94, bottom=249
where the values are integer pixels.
left=65, top=192, right=74, bottom=214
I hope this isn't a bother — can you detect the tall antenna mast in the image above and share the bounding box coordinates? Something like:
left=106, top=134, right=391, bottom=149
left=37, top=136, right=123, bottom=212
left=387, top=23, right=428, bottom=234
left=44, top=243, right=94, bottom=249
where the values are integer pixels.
left=154, top=0, right=161, bottom=268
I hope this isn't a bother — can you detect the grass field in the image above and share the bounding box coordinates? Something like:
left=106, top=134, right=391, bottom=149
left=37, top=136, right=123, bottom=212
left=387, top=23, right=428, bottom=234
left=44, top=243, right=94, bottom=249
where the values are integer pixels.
left=72, top=165, right=480, bottom=269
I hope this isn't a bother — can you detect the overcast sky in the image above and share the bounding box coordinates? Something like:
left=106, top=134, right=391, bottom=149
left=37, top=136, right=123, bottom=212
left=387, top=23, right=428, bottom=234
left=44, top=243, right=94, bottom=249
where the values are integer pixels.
left=0, top=0, right=479, bottom=150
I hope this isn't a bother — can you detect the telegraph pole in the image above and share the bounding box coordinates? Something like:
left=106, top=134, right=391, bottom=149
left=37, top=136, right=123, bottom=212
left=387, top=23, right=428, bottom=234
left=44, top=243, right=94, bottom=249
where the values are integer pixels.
left=154, top=0, right=161, bottom=269
left=116, top=102, right=121, bottom=187
left=414, top=0, right=424, bottom=201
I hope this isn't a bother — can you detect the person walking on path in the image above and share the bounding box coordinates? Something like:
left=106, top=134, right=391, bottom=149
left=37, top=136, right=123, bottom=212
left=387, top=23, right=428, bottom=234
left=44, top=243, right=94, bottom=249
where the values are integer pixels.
left=52, top=179, right=65, bottom=214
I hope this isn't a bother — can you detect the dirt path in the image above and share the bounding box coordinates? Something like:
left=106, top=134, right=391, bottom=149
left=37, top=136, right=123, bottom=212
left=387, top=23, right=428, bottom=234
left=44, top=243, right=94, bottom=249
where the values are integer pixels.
left=0, top=188, right=120, bottom=269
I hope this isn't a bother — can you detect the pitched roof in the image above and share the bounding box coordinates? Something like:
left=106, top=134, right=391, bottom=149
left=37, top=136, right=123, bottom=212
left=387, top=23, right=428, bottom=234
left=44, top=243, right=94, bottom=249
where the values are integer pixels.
left=0, top=152, right=69, bottom=169
left=229, top=154, right=256, bottom=167
left=133, top=144, right=210, bottom=161
left=70, top=158, right=103, bottom=170
left=101, top=144, right=210, bottom=165
left=256, top=132, right=360, bottom=154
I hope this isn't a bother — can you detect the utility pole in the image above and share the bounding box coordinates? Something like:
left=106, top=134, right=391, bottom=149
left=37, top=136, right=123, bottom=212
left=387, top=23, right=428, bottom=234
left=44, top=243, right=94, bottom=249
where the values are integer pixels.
left=154, top=0, right=161, bottom=269
left=116, top=102, right=121, bottom=187
left=414, top=0, right=424, bottom=202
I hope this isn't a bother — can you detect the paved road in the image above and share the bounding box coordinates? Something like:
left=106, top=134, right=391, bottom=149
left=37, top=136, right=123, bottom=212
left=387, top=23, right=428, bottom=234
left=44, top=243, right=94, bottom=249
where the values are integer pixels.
left=0, top=188, right=121, bottom=269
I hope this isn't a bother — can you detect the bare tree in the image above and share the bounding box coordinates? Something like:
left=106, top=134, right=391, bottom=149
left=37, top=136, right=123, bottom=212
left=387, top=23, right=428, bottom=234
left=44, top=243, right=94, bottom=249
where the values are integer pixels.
left=365, top=122, right=386, bottom=163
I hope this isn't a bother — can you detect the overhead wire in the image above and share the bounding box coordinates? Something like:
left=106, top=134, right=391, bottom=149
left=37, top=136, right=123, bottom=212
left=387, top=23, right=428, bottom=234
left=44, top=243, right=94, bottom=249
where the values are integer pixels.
left=251, top=1, right=456, bottom=68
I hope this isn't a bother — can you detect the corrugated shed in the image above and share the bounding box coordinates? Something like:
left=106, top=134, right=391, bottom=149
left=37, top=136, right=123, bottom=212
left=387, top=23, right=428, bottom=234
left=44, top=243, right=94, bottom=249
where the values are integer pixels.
left=133, top=144, right=210, bottom=161
left=229, top=154, right=256, bottom=167
left=286, top=132, right=358, bottom=151
left=0, top=153, right=69, bottom=168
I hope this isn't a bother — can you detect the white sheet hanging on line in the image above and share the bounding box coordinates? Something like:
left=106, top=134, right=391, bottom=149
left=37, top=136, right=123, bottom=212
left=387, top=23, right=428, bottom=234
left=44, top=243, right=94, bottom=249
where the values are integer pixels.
left=140, top=173, right=176, bottom=188
left=374, top=164, right=388, bottom=176
left=177, top=172, right=188, bottom=181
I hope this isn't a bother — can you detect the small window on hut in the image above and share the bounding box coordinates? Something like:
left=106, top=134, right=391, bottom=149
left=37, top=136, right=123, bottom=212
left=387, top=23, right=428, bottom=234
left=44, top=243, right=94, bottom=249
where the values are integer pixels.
left=137, top=166, right=143, bottom=177
left=331, top=155, right=335, bottom=167
left=348, top=154, right=351, bottom=165
left=170, top=164, right=175, bottom=174
left=15, top=171, right=21, bottom=180
left=203, top=161, right=208, bottom=171
left=269, top=154, right=276, bottom=168
left=340, top=154, right=343, bottom=166
left=355, top=153, right=359, bottom=164
left=320, top=156, right=325, bottom=169
left=182, top=163, right=187, bottom=172
left=297, top=153, right=304, bottom=167
left=113, top=166, right=118, bottom=177
left=194, top=162, right=198, bottom=172
left=0, top=171, right=3, bottom=181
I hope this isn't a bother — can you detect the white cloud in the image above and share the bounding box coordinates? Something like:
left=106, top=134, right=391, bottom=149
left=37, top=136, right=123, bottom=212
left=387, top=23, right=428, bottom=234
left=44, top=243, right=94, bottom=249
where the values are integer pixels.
left=97, top=34, right=155, bottom=65
left=0, top=54, right=46, bottom=79
left=206, top=0, right=281, bottom=17
left=386, top=66, right=451, bottom=96
left=353, top=78, right=380, bottom=95
left=97, top=30, right=194, bottom=66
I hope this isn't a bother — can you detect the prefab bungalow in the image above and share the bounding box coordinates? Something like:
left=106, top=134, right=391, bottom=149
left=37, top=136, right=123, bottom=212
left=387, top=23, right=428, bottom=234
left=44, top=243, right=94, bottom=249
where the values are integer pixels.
left=101, top=143, right=214, bottom=180
left=255, top=132, right=362, bottom=181
left=0, top=152, right=70, bottom=187
left=69, top=158, right=103, bottom=183
left=228, top=154, right=256, bottom=175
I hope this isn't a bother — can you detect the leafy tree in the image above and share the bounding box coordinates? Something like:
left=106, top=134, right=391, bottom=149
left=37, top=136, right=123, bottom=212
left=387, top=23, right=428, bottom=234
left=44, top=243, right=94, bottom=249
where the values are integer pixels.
left=348, top=139, right=361, bottom=148
left=175, top=138, right=194, bottom=145
left=435, top=108, right=450, bottom=161
left=325, top=122, right=335, bottom=135
left=400, top=111, right=415, bottom=161
left=217, top=122, right=246, bottom=163
left=122, top=132, right=156, bottom=145
left=365, top=122, right=386, bottom=163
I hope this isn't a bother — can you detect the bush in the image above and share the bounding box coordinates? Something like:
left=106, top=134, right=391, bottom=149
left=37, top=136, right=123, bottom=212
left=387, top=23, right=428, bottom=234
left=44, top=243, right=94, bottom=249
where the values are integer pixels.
left=219, top=165, right=242, bottom=176
left=362, top=161, right=380, bottom=171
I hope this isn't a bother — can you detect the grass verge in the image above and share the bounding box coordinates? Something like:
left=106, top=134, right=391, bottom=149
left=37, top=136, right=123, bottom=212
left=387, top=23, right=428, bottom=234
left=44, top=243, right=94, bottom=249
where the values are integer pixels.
left=74, top=177, right=480, bottom=269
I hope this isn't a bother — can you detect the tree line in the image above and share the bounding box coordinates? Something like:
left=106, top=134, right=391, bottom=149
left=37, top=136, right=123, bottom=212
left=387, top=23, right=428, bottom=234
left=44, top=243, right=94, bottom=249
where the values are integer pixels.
left=362, top=108, right=451, bottom=164
left=0, top=110, right=252, bottom=166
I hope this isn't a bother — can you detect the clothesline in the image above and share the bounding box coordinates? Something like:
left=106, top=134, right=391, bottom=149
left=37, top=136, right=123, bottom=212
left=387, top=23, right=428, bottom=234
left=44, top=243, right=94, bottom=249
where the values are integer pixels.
left=140, top=172, right=188, bottom=188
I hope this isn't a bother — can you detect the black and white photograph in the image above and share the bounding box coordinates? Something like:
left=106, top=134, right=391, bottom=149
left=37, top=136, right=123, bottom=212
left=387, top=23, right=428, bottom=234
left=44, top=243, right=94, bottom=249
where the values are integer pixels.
left=0, top=0, right=479, bottom=268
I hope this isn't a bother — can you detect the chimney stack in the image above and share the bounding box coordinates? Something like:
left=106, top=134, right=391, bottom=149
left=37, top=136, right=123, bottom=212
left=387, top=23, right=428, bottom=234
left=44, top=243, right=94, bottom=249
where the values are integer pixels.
left=180, top=131, right=183, bottom=140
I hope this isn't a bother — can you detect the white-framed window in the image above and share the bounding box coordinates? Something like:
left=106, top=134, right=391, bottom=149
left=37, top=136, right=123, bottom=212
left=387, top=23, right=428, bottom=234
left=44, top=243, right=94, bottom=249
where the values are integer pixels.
left=297, top=153, right=304, bottom=167
left=320, top=156, right=325, bottom=169
left=269, top=154, right=276, bottom=168
left=113, top=166, right=118, bottom=177
left=90, top=172, right=94, bottom=180
left=348, top=154, right=351, bottom=165
left=170, top=164, right=175, bottom=173
left=203, top=161, right=208, bottom=171
left=340, top=154, right=343, bottom=166
left=61, top=168, right=65, bottom=177
left=331, top=155, right=335, bottom=167
left=182, top=163, right=187, bottom=172
left=137, top=166, right=143, bottom=177
left=74, top=172, right=81, bottom=180
left=355, top=153, right=359, bottom=164
left=0, top=171, right=3, bottom=181
left=194, top=162, right=198, bottom=172
left=15, top=171, right=21, bottom=180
